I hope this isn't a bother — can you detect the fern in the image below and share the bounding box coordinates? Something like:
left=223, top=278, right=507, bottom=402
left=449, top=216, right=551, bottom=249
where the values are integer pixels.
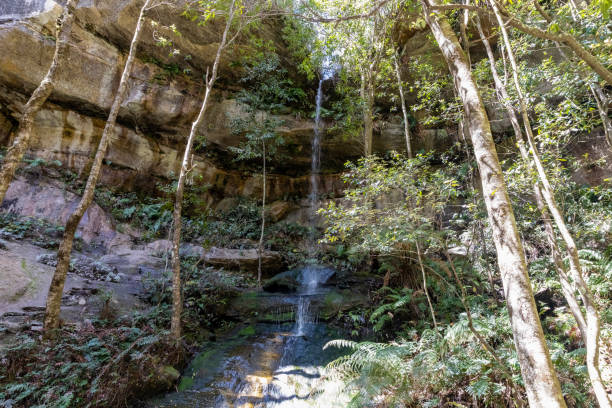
left=575, top=249, right=612, bottom=298
left=369, top=288, right=413, bottom=331
left=324, top=338, right=359, bottom=350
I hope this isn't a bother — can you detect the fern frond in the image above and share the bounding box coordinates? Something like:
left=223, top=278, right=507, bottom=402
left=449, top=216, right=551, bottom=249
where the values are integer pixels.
left=324, top=339, right=359, bottom=350
left=370, top=303, right=393, bottom=323
left=577, top=249, right=603, bottom=262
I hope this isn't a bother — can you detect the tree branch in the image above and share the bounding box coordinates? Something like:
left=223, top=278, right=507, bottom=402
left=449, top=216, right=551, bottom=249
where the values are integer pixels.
left=429, top=2, right=612, bottom=84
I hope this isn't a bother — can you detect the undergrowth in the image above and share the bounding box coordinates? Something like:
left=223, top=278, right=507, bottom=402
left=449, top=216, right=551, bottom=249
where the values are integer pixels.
left=0, top=318, right=184, bottom=408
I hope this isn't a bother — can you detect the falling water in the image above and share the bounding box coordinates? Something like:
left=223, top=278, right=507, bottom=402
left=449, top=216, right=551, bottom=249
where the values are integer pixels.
left=308, top=78, right=325, bottom=254
left=260, top=76, right=339, bottom=406
left=149, top=73, right=346, bottom=408
left=299, top=74, right=328, bottom=337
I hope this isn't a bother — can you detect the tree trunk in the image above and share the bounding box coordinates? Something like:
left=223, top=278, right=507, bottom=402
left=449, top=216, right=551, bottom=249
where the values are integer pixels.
left=490, top=4, right=610, bottom=406
left=432, top=2, right=612, bottom=84
left=590, top=84, right=611, bottom=148
left=0, top=0, right=79, bottom=204
left=169, top=0, right=236, bottom=342
left=393, top=54, right=412, bottom=158
left=361, top=72, right=374, bottom=156
left=475, top=14, right=588, bottom=339
left=459, top=0, right=471, bottom=67
left=420, top=1, right=566, bottom=406
left=43, top=0, right=151, bottom=338
left=257, top=139, right=266, bottom=287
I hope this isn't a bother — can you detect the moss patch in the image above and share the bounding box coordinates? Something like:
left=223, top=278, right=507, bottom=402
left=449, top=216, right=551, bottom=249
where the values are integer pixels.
left=238, top=325, right=256, bottom=337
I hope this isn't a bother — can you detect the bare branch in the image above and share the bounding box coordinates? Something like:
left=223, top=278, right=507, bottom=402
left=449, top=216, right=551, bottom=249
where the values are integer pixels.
left=297, top=0, right=391, bottom=23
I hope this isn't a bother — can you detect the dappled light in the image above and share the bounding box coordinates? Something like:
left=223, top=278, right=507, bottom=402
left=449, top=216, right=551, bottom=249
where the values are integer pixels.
left=0, top=0, right=611, bottom=407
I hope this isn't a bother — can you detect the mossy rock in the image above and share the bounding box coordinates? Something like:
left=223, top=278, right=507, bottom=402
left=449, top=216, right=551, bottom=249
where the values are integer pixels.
left=225, top=290, right=295, bottom=320
left=318, top=289, right=369, bottom=321
left=157, top=365, right=180, bottom=388
left=238, top=325, right=256, bottom=336
left=258, top=311, right=295, bottom=323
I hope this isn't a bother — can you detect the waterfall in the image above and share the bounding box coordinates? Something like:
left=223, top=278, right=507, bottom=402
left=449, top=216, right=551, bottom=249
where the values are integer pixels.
left=293, top=265, right=335, bottom=337
left=295, top=76, right=329, bottom=338
left=308, top=78, right=324, bottom=254
left=152, top=74, right=342, bottom=408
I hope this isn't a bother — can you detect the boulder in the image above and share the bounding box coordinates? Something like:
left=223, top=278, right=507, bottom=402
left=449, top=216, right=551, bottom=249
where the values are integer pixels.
left=266, top=201, right=294, bottom=222
left=180, top=243, right=206, bottom=260
left=145, top=239, right=172, bottom=254
left=156, top=365, right=181, bottom=388
left=144, top=240, right=204, bottom=259
left=1, top=177, right=121, bottom=248
left=262, top=269, right=302, bottom=293
left=99, top=248, right=165, bottom=276
left=204, top=247, right=283, bottom=276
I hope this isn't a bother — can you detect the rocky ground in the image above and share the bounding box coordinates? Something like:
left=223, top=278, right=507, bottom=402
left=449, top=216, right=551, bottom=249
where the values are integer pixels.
left=0, top=180, right=287, bottom=346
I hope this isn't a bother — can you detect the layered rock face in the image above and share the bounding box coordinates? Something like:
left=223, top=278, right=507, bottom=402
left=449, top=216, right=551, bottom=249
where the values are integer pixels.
left=0, top=0, right=494, bottom=245
left=0, top=0, right=353, bottom=209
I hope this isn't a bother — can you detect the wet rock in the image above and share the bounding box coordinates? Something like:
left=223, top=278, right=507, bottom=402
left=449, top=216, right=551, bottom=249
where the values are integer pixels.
left=225, top=291, right=295, bottom=321
left=263, top=269, right=302, bottom=293
left=0, top=239, right=8, bottom=250
left=204, top=247, right=283, bottom=276
left=317, top=289, right=370, bottom=321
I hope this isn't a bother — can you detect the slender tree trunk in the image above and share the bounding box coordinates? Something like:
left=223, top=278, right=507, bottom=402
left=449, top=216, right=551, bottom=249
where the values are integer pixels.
left=43, top=0, right=151, bottom=338
left=490, top=4, right=610, bottom=406
left=169, top=81, right=212, bottom=342
left=459, top=0, right=471, bottom=67
left=169, top=0, right=236, bottom=342
left=361, top=72, right=374, bottom=156
left=0, top=0, right=79, bottom=204
left=257, top=139, right=266, bottom=287
left=420, top=1, right=566, bottom=406
left=590, top=85, right=612, bottom=148
left=416, top=241, right=437, bottom=329
left=475, top=14, right=588, bottom=340
left=393, top=54, right=412, bottom=158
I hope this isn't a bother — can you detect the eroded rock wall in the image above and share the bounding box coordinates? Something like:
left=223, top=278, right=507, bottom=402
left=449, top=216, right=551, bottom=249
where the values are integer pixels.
left=0, top=0, right=352, bottom=210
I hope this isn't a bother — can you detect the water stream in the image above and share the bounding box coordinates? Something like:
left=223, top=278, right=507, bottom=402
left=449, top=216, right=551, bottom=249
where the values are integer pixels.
left=146, top=76, right=345, bottom=408
left=308, top=78, right=324, bottom=241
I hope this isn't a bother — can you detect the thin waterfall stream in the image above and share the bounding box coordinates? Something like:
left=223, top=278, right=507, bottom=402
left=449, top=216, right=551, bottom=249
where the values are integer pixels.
left=262, top=76, right=338, bottom=407
left=308, top=78, right=324, bottom=254
left=147, top=75, right=348, bottom=408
